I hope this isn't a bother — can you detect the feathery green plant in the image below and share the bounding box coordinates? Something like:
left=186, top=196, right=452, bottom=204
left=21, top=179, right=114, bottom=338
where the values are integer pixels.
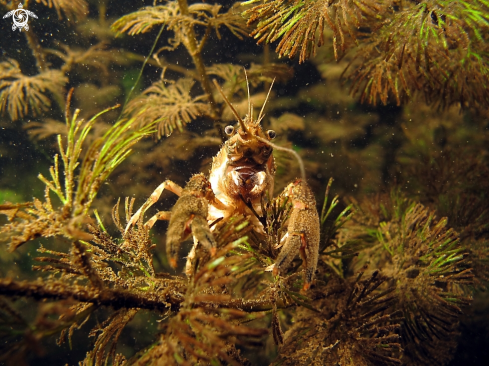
left=0, top=92, right=157, bottom=251
left=0, top=59, right=67, bottom=120
left=243, top=0, right=489, bottom=109
left=341, top=190, right=474, bottom=365
left=243, top=0, right=382, bottom=62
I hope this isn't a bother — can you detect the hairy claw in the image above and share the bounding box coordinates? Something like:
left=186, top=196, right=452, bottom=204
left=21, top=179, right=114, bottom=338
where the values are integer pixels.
left=166, top=174, right=216, bottom=268
left=268, top=179, right=320, bottom=290
left=190, top=215, right=217, bottom=256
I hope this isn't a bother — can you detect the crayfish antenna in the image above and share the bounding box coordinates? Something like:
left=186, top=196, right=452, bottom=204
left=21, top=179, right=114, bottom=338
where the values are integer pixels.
left=257, top=78, right=275, bottom=125
left=244, top=68, right=253, bottom=122
left=212, top=79, right=249, bottom=135
left=255, top=135, right=306, bottom=181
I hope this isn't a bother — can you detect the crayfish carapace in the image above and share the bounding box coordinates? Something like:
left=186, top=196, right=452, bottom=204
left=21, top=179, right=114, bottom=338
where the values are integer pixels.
left=125, top=78, right=320, bottom=290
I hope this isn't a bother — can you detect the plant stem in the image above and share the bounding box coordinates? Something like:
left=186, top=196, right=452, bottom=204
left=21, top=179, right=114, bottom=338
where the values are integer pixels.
left=124, top=51, right=196, bottom=79
left=0, top=278, right=181, bottom=312
left=177, top=0, right=219, bottom=120
left=0, top=278, right=291, bottom=313
left=99, top=0, right=107, bottom=27
left=25, top=29, right=48, bottom=72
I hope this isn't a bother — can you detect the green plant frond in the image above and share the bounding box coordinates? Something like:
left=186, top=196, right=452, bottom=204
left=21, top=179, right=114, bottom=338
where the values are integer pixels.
left=244, top=1, right=488, bottom=109
left=75, top=115, right=158, bottom=214
left=319, top=179, right=355, bottom=260
left=135, top=226, right=268, bottom=364
left=457, top=0, right=489, bottom=30
left=0, top=59, right=67, bottom=121
left=125, top=77, right=211, bottom=139
left=195, top=2, right=249, bottom=40
left=244, top=0, right=384, bottom=62
left=0, top=102, right=156, bottom=250
left=275, top=270, right=402, bottom=365
left=244, top=0, right=326, bottom=62
left=111, top=2, right=182, bottom=36
left=340, top=190, right=473, bottom=365
left=371, top=197, right=471, bottom=287
left=346, top=0, right=489, bottom=109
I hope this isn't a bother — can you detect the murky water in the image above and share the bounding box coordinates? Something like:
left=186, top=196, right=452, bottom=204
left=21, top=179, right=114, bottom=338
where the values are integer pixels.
left=1, top=1, right=488, bottom=365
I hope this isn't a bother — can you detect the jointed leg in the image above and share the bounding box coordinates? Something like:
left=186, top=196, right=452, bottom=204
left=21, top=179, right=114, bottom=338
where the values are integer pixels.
left=145, top=211, right=171, bottom=230
left=125, top=180, right=182, bottom=233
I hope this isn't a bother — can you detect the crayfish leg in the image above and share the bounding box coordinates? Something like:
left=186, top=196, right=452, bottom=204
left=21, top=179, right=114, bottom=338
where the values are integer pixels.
left=190, top=215, right=217, bottom=256
left=144, top=211, right=171, bottom=230
left=125, top=180, right=183, bottom=233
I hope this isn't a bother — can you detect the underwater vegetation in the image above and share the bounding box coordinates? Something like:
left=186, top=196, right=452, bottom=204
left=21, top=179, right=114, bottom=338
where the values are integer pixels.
left=0, top=0, right=488, bottom=365
left=244, top=0, right=489, bottom=109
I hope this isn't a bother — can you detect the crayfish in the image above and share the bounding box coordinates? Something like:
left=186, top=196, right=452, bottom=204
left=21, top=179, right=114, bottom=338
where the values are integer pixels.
left=125, top=79, right=320, bottom=290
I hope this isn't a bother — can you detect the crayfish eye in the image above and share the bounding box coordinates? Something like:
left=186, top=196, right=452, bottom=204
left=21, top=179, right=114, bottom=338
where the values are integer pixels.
left=267, top=130, right=276, bottom=139
left=224, top=125, right=235, bottom=135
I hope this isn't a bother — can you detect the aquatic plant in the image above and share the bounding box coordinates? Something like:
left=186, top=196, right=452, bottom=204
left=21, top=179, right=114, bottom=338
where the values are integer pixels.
left=111, top=1, right=294, bottom=139
left=0, top=91, right=156, bottom=251
left=0, top=59, right=67, bottom=121
left=1, top=126, right=479, bottom=365
left=342, top=191, right=474, bottom=365
left=33, top=0, right=88, bottom=20
left=0, top=103, right=318, bottom=363
left=0, top=0, right=488, bottom=365
left=0, top=0, right=89, bottom=119
left=275, top=270, right=402, bottom=365
left=243, top=0, right=489, bottom=109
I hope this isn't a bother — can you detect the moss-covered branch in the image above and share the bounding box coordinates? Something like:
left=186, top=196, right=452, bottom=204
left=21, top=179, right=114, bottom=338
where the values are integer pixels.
left=0, top=278, right=181, bottom=312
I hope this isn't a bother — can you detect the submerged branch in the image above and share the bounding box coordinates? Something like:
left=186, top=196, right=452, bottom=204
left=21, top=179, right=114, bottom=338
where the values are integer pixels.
left=0, top=278, right=181, bottom=312
left=25, top=29, right=48, bottom=72
left=0, top=278, right=290, bottom=313
left=213, top=298, right=290, bottom=312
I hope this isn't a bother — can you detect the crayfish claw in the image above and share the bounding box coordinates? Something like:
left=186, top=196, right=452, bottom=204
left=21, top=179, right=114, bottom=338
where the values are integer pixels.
left=190, top=215, right=217, bottom=255
left=273, top=234, right=302, bottom=276
left=165, top=174, right=215, bottom=269
left=271, top=179, right=320, bottom=290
